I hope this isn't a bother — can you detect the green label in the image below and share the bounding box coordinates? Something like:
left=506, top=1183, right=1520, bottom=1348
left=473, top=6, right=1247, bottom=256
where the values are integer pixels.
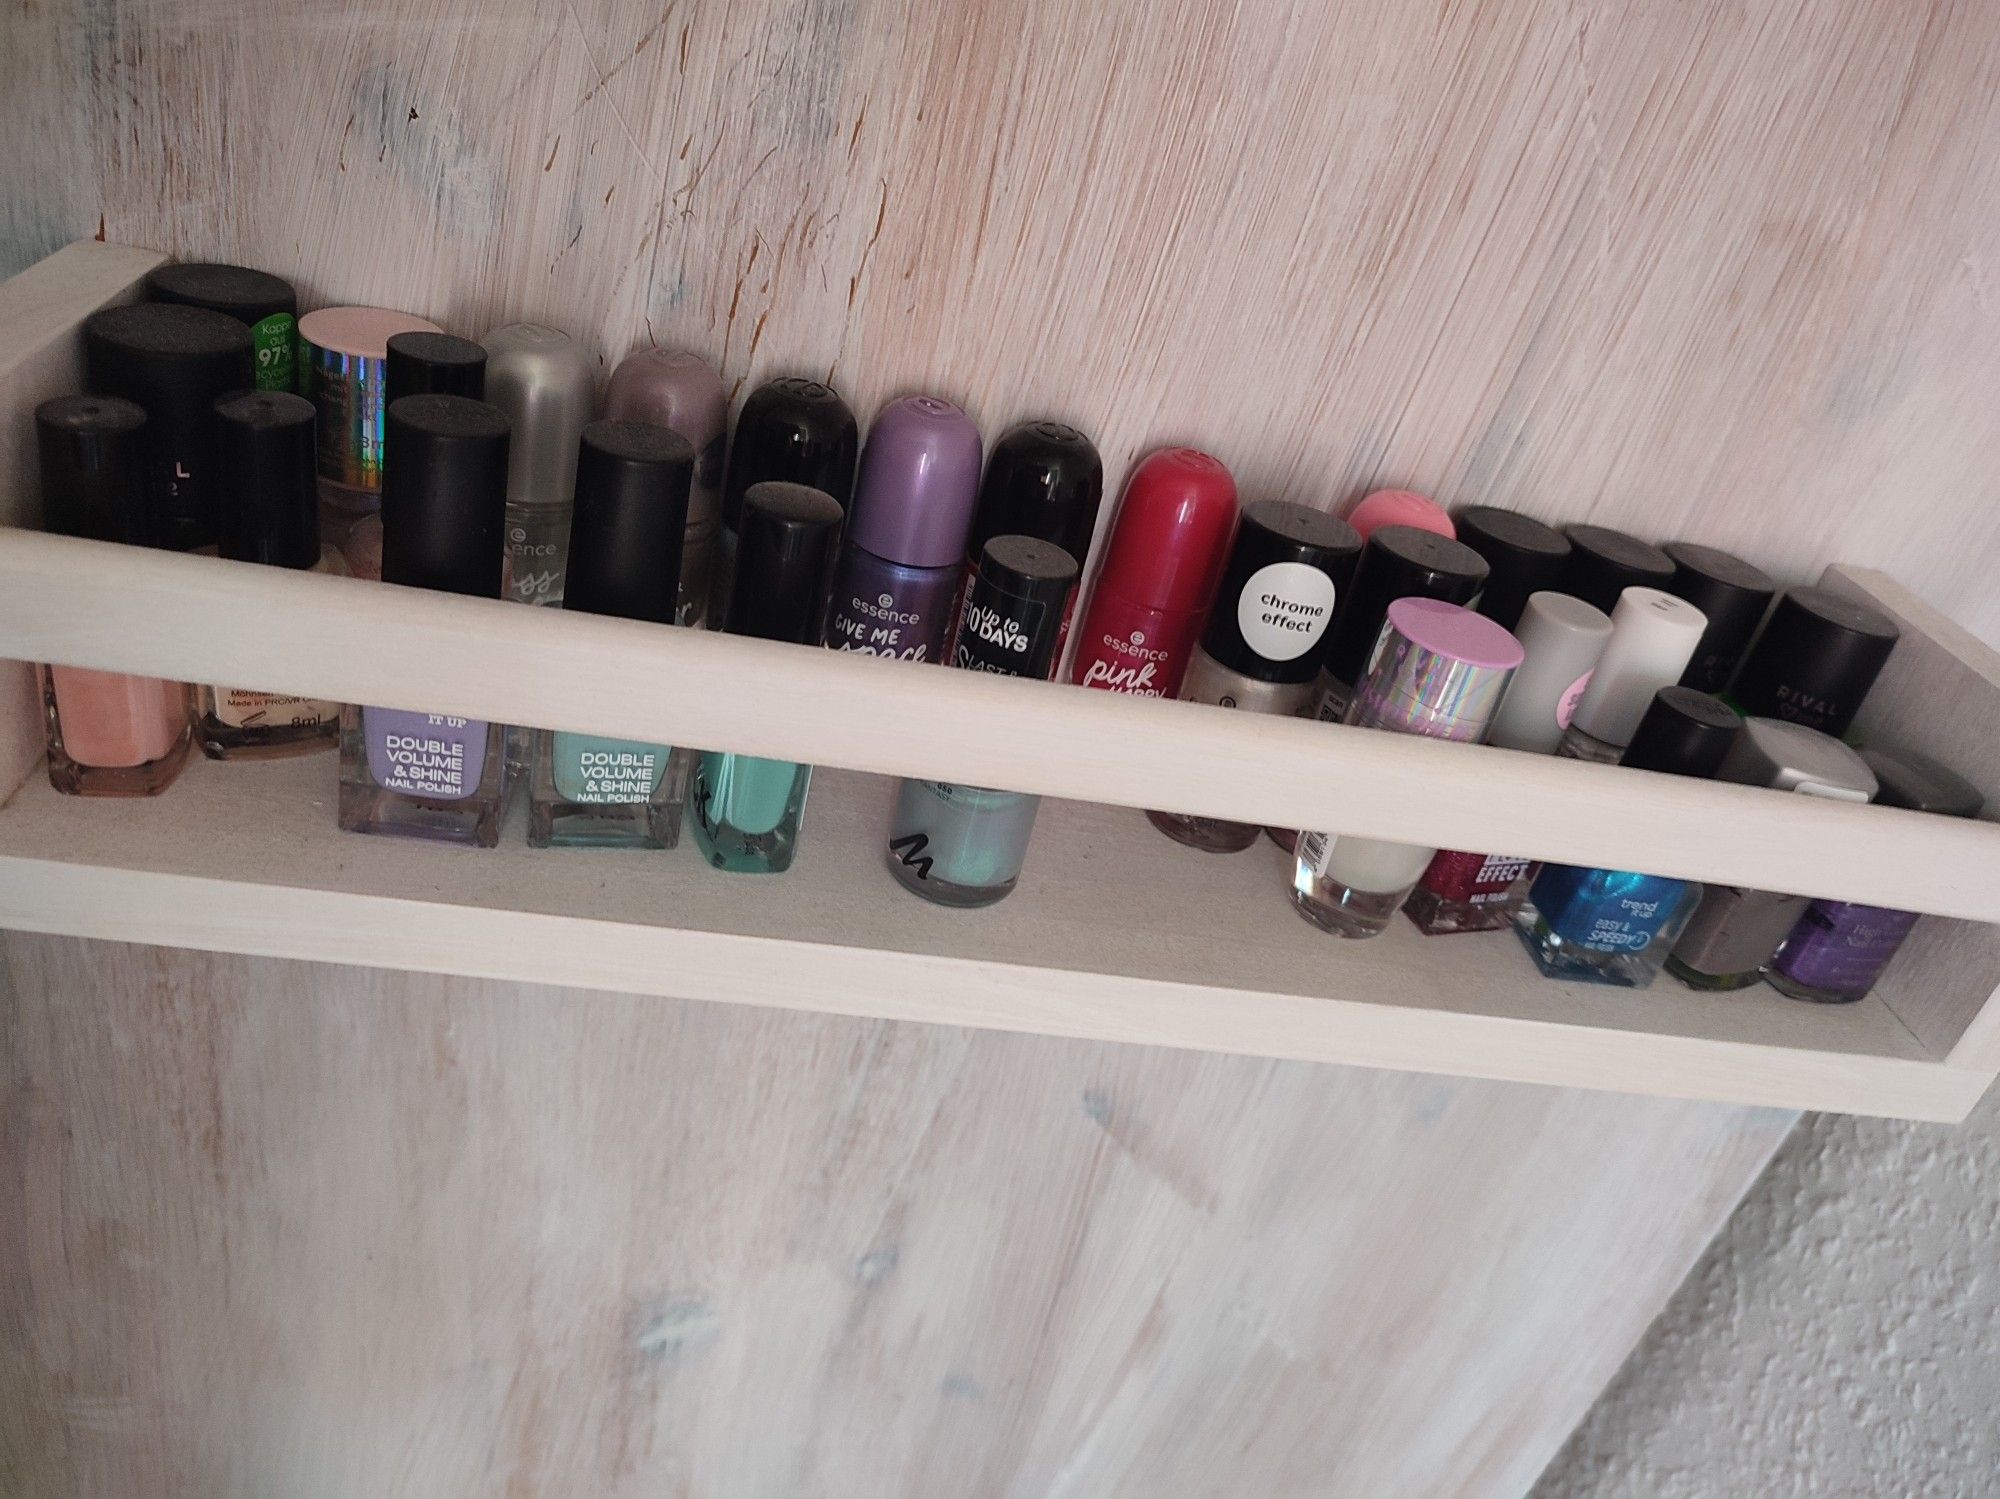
left=251, top=313, right=298, bottom=391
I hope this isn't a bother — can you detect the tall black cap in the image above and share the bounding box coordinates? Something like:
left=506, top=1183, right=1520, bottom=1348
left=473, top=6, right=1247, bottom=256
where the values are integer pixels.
left=1454, top=507, right=1570, bottom=630
left=1728, top=586, right=1898, bottom=737
left=144, top=262, right=296, bottom=325
left=1201, top=501, right=1362, bottom=682
left=724, top=481, right=843, bottom=644
left=35, top=395, right=149, bottom=544
left=1856, top=748, right=1984, bottom=819
left=214, top=390, right=319, bottom=569
left=957, top=535, right=1078, bottom=681
left=380, top=394, right=510, bottom=597
left=1662, top=542, right=1776, bottom=693
left=1618, top=686, right=1741, bottom=779
left=1320, top=525, right=1488, bottom=687
left=721, top=378, right=859, bottom=532
left=564, top=420, right=694, bottom=624
left=1559, top=524, right=1675, bottom=613
left=965, top=421, right=1104, bottom=570
left=386, top=331, right=488, bottom=405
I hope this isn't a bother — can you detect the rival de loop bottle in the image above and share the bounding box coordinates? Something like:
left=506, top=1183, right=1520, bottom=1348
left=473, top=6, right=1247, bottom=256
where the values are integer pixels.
left=692, top=482, right=844, bottom=873
left=1659, top=542, right=1774, bottom=693
left=605, top=348, right=726, bottom=625
left=886, top=536, right=1078, bottom=905
left=529, top=421, right=694, bottom=849
left=1556, top=525, right=1675, bottom=613
left=1147, top=501, right=1361, bottom=852
left=483, top=323, right=594, bottom=606
left=1663, top=718, right=1879, bottom=991
left=1292, top=599, right=1522, bottom=938
left=1514, top=687, right=1742, bottom=986
left=197, top=391, right=348, bottom=759
left=1071, top=448, right=1238, bottom=698
left=33, top=396, right=193, bottom=796
left=1555, top=587, right=1708, bottom=763
left=1724, top=586, right=1899, bottom=736
left=1766, top=748, right=1985, bottom=1003
left=144, top=261, right=299, bottom=392
left=338, top=395, right=510, bottom=845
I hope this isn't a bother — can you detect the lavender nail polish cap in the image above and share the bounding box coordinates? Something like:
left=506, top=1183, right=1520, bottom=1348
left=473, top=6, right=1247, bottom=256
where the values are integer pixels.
left=849, top=395, right=982, bottom=568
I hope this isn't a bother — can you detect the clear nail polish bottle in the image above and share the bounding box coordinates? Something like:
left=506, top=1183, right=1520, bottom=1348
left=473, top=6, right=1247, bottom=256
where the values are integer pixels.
left=1292, top=599, right=1522, bottom=938
left=483, top=323, right=594, bottom=607
left=529, top=421, right=694, bottom=849
left=692, top=482, right=844, bottom=873
left=1514, top=687, right=1740, bottom=986
left=1555, top=524, right=1675, bottom=614
left=338, top=394, right=511, bottom=845
left=887, top=535, right=1078, bottom=905
left=1659, top=542, right=1774, bottom=694
left=1148, top=501, right=1360, bottom=851
left=33, top=395, right=193, bottom=796
left=1556, top=587, right=1708, bottom=763
left=605, top=348, right=726, bottom=626
left=1723, top=586, right=1899, bottom=737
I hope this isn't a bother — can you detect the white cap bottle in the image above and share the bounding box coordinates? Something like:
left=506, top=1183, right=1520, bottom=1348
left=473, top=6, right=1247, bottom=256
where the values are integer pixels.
left=1557, top=587, right=1708, bottom=763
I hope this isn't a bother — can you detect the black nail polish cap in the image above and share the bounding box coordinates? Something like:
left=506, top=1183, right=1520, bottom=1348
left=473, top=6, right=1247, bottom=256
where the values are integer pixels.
left=721, top=378, right=859, bottom=533
left=1559, top=524, right=1676, bottom=613
left=1857, top=748, right=1984, bottom=819
left=144, top=262, right=297, bottom=325
left=34, top=395, right=149, bottom=545
left=958, top=534, right=1079, bottom=681
left=1202, top=501, right=1362, bottom=683
left=386, top=331, right=488, bottom=405
left=965, top=421, right=1104, bottom=572
left=1321, top=525, right=1489, bottom=687
left=214, top=390, right=319, bottom=569
left=381, top=394, right=511, bottom=598
left=1618, top=686, right=1742, bottom=779
left=725, top=480, right=844, bottom=644
left=1728, top=586, right=1899, bottom=737
left=1661, top=542, right=1776, bottom=693
left=564, top=419, right=695, bottom=624
left=1454, top=507, right=1571, bottom=630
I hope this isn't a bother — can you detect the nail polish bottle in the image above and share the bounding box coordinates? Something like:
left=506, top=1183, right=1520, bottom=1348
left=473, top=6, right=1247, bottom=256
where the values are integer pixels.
left=1514, top=687, right=1741, bottom=986
left=197, top=392, right=348, bottom=760
left=1556, top=587, right=1708, bottom=763
left=824, top=396, right=982, bottom=663
left=386, top=332, right=488, bottom=404
left=145, top=262, right=299, bottom=392
left=710, top=377, right=859, bottom=630
left=1148, top=502, right=1361, bottom=852
left=529, top=421, right=694, bottom=849
left=1660, top=543, right=1774, bottom=693
left=1664, top=719, right=1879, bottom=991
left=1071, top=448, right=1238, bottom=698
left=887, top=535, right=1078, bottom=905
left=605, top=349, right=727, bottom=625
left=1766, top=749, right=1985, bottom=1004
left=32, top=396, right=193, bottom=796
left=483, top=323, right=595, bottom=607
left=692, top=482, right=844, bottom=873
left=1292, top=599, right=1522, bottom=938
left=338, top=395, right=511, bottom=846
left=1723, top=586, right=1899, bottom=737
left=1405, top=590, right=1612, bottom=933
left=1453, top=507, right=1571, bottom=631
left=1345, top=488, right=1454, bottom=541
left=1558, top=525, right=1675, bottom=613
left=83, top=302, right=255, bottom=552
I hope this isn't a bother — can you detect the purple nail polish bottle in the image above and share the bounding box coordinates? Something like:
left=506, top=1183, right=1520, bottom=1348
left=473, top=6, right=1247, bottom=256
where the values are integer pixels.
left=823, top=395, right=981, bottom=663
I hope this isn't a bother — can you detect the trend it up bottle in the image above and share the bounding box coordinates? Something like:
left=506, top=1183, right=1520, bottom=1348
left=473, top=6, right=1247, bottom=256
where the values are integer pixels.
left=1071, top=448, right=1238, bottom=699
left=605, top=349, right=726, bottom=625
left=824, top=395, right=982, bottom=663
left=1556, top=587, right=1708, bottom=764
left=1723, top=586, right=1899, bottom=737
left=483, top=323, right=594, bottom=606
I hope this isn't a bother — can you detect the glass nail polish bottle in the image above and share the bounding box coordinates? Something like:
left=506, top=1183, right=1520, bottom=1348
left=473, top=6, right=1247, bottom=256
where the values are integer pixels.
left=355, top=333, right=489, bottom=584
left=1664, top=718, right=1879, bottom=991
left=483, top=323, right=594, bottom=606
left=1344, top=488, right=1454, bottom=541
left=338, top=394, right=511, bottom=845
left=1659, top=542, right=1774, bottom=694
left=1724, top=586, right=1899, bottom=737
left=605, top=348, right=726, bottom=626
left=145, top=262, right=300, bottom=393
left=197, top=391, right=348, bottom=759
left=528, top=421, right=694, bottom=848
left=1406, top=590, right=1612, bottom=932
left=1556, top=525, right=1675, bottom=614
left=1453, top=507, right=1571, bottom=631
left=1514, top=687, right=1741, bottom=986
left=1766, top=749, right=1984, bottom=1004
left=887, top=536, right=1078, bottom=905
left=1148, top=502, right=1360, bottom=851
left=1292, top=599, right=1522, bottom=938
left=711, top=377, right=859, bottom=630
left=1556, top=587, right=1708, bottom=764
left=692, top=482, right=844, bottom=873
left=33, top=396, right=193, bottom=796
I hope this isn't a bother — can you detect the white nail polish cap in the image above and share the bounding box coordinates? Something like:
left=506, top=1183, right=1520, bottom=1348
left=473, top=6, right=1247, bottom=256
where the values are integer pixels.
left=1569, top=586, right=1709, bottom=749
left=1488, top=591, right=1615, bottom=753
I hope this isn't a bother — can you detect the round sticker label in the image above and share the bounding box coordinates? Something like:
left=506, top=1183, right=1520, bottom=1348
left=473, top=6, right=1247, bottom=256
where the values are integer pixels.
left=1556, top=669, right=1593, bottom=729
left=1236, top=562, right=1338, bottom=662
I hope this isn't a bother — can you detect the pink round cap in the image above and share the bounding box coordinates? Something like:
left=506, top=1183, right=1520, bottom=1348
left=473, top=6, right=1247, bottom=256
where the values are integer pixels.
left=848, top=395, right=983, bottom=568
left=1384, top=596, right=1524, bottom=669
left=1346, top=488, right=1455, bottom=542
left=1357, top=598, right=1523, bottom=738
left=299, top=306, right=442, bottom=361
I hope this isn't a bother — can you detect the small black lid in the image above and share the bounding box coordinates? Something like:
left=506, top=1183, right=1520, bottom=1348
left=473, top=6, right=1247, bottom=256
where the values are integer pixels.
left=35, top=395, right=148, bottom=544
left=144, top=262, right=297, bottom=324
left=1731, top=586, right=1899, bottom=733
left=724, top=481, right=844, bottom=643
left=386, top=332, right=488, bottom=405
left=1202, top=501, right=1363, bottom=682
left=959, top=534, right=1078, bottom=680
left=85, top=301, right=254, bottom=378
left=966, top=421, right=1104, bottom=568
left=975, top=533, right=1078, bottom=608
left=563, top=420, right=695, bottom=624
left=1559, top=524, right=1676, bottom=612
left=380, top=395, right=511, bottom=598
left=721, top=377, right=859, bottom=531
left=1454, top=507, right=1571, bottom=630
left=1857, top=748, right=1983, bottom=819
left=1661, top=541, right=1776, bottom=692
left=214, top=390, right=319, bottom=568
left=1321, top=524, right=1489, bottom=686
left=1618, top=686, right=1742, bottom=778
